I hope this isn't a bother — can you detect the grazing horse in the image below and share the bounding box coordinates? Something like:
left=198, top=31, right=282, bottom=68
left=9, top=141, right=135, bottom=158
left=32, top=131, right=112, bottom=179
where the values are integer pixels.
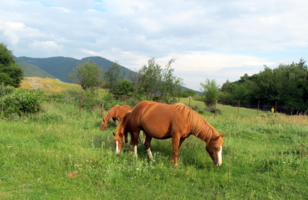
left=113, top=111, right=146, bottom=152
left=113, top=111, right=134, bottom=152
left=114, top=100, right=226, bottom=167
left=100, top=105, right=132, bottom=130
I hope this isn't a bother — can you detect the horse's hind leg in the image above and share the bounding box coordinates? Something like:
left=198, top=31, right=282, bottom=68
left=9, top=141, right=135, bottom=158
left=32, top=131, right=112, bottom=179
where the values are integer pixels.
left=144, top=135, right=155, bottom=161
left=132, top=131, right=140, bottom=158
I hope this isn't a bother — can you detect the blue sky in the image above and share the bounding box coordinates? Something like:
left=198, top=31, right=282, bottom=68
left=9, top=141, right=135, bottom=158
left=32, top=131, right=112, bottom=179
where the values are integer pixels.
left=1, top=0, right=307, bottom=91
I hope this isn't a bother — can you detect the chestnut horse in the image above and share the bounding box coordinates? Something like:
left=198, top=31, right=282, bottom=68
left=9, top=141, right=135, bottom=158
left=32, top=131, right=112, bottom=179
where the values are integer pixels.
left=100, top=105, right=132, bottom=130
left=114, top=101, right=226, bottom=167
left=113, top=111, right=146, bottom=152
left=113, top=111, right=134, bottom=152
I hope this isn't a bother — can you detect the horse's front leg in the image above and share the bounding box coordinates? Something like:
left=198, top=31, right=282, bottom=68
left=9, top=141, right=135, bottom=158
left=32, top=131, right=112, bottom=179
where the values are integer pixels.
left=132, top=131, right=140, bottom=158
left=171, top=137, right=185, bottom=167
left=144, top=135, right=154, bottom=161
left=124, top=131, right=129, bottom=152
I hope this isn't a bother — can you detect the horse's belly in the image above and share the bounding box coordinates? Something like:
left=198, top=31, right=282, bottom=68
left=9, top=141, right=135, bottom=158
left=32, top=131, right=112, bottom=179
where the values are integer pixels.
left=141, top=120, right=173, bottom=139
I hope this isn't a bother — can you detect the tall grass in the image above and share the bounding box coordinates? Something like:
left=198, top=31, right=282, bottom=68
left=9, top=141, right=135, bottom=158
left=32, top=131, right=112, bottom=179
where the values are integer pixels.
left=0, top=100, right=307, bottom=199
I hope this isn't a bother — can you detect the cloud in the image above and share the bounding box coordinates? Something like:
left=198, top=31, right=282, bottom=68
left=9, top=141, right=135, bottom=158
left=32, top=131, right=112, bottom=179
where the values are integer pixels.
left=0, top=22, right=42, bottom=45
left=29, top=41, right=64, bottom=56
left=155, top=53, right=274, bottom=71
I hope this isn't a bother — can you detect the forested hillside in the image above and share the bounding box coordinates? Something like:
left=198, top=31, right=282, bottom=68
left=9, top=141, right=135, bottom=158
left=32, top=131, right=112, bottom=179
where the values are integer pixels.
left=17, top=61, right=56, bottom=79
left=15, top=56, right=134, bottom=83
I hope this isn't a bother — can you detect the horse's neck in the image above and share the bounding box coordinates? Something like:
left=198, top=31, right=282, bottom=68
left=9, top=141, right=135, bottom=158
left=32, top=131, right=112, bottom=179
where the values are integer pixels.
left=193, top=121, right=219, bottom=143
left=104, top=109, right=114, bottom=122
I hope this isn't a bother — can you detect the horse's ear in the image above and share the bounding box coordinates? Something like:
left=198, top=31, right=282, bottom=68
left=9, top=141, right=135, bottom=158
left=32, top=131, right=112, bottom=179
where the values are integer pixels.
left=113, top=132, right=115, bottom=136
left=220, top=134, right=226, bottom=138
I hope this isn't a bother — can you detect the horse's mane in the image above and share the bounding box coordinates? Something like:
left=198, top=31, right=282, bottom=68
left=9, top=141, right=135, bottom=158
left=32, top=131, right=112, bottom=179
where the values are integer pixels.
left=115, top=110, right=132, bottom=137
left=173, top=103, right=219, bottom=141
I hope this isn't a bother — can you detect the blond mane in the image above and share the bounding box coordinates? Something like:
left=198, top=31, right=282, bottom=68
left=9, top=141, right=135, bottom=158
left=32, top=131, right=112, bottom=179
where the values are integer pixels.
left=173, top=103, right=220, bottom=141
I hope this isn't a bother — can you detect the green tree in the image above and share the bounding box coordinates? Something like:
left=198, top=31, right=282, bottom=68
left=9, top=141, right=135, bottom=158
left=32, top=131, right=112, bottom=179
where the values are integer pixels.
left=104, top=62, right=125, bottom=94
left=0, top=43, right=23, bottom=87
left=181, top=89, right=197, bottom=98
left=130, top=58, right=183, bottom=101
left=69, top=60, right=104, bottom=92
left=114, top=79, right=133, bottom=96
left=159, top=59, right=183, bottom=103
left=219, top=59, right=308, bottom=113
left=136, top=58, right=162, bottom=100
left=200, top=79, right=220, bottom=107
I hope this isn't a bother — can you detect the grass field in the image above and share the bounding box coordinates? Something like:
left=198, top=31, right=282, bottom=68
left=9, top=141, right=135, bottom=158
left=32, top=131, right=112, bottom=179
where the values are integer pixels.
left=0, top=91, right=307, bottom=199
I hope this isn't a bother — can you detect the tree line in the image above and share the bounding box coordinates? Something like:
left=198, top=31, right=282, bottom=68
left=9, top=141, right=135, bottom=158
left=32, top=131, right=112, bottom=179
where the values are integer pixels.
left=2, top=42, right=307, bottom=114
left=0, top=42, right=196, bottom=104
left=218, top=59, right=308, bottom=113
left=69, top=58, right=196, bottom=103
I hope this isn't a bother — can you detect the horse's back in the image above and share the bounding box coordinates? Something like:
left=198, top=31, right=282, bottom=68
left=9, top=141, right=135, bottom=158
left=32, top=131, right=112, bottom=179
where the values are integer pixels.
left=131, top=101, right=190, bottom=138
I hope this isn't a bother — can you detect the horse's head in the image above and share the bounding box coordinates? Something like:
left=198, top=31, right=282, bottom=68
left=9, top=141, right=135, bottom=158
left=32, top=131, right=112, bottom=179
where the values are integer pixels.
left=100, top=119, right=107, bottom=130
left=206, top=134, right=226, bottom=166
left=113, top=132, right=124, bottom=154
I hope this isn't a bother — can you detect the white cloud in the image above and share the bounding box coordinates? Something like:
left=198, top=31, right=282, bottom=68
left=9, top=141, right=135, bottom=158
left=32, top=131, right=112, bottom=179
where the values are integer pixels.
left=156, top=53, right=274, bottom=71
left=29, top=41, right=64, bottom=56
left=0, top=22, right=42, bottom=45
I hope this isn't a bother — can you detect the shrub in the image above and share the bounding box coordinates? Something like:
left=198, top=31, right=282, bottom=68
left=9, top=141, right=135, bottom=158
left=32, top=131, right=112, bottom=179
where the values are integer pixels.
left=0, top=89, right=42, bottom=117
left=0, top=84, right=14, bottom=97
left=44, top=92, right=66, bottom=103
left=205, top=106, right=222, bottom=115
left=81, top=97, right=102, bottom=111
left=101, top=93, right=119, bottom=110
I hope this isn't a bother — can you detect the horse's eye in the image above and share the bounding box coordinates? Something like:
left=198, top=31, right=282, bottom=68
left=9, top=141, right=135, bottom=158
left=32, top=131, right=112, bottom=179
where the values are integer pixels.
left=213, top=147, right=218, bottom=151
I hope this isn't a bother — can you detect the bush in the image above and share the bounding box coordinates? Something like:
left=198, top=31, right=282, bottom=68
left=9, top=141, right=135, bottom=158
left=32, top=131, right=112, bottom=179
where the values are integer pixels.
left=206, top=107, right=222, bottom=115
left=125, top=97, right=140, bottom=108
left=0, top=89, right=42, bottom=117
left=0, top=84, right=14, bottom=97
left=44, top=92, right=65, bottom=103
left=81, top=97, right=102, bottom=111
left=101, top=93, right=120, bottom=110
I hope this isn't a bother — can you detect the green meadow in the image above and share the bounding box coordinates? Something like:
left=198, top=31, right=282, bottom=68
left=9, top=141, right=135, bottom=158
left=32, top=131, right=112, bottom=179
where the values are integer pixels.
left=0, top=98, right=307, bottom=199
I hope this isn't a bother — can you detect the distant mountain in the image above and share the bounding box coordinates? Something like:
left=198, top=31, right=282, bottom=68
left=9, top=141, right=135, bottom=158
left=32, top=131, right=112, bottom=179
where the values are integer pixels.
left=15, top=56, right=134, bottom=83
left=17, top=61, right=56, bottom=79
left=15, top=56, right=199, bottom=92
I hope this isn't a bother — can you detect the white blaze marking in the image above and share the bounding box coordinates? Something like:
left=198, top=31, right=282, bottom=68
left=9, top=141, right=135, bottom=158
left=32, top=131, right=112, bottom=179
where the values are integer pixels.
left=217, top=146, right=222, bottom=166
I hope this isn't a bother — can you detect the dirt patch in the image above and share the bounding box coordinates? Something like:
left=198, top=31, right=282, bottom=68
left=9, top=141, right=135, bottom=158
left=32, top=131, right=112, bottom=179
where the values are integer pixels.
left=23, top=77, right=52, bottom=90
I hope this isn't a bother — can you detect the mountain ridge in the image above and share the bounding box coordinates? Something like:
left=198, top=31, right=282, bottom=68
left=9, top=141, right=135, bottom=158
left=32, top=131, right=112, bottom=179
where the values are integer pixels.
left=15, top=56, right=196, bottom=92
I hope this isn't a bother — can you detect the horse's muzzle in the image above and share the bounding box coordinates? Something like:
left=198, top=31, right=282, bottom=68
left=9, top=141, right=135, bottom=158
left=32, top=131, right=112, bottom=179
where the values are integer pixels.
left=215, top=161, right=222, bottom=166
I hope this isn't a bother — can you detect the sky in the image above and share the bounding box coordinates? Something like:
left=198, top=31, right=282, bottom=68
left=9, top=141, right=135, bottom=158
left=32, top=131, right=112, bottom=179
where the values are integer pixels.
left=1, top=0, right=308, bottom=91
